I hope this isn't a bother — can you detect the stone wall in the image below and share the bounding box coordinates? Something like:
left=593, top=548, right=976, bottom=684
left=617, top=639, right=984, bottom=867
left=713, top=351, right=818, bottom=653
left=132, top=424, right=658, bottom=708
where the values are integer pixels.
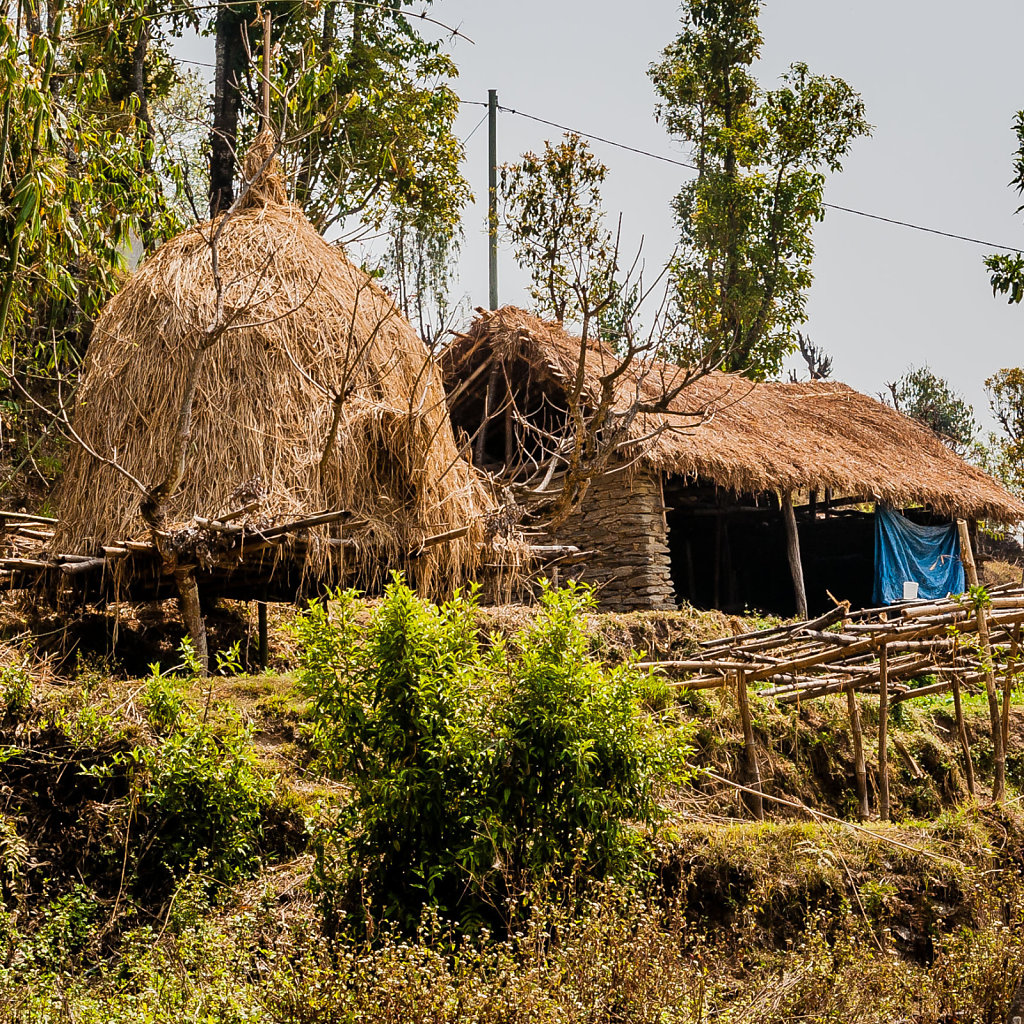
left=550, top=469, right=676, bottom=612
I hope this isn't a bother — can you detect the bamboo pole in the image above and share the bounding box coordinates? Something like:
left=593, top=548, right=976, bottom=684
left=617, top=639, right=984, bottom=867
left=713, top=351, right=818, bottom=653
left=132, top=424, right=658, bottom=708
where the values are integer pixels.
left=735, top=671, right=763, bottom=820
left=782, top=490, right=808, bottom=620
left=957, top=519, right=1005, bottom=803
left=1002, top=623, right=1020, bottom=763
left=878, top=643, right=890, bottom=821
left=950, top=672, right=976, bottom=798
left=847, top=685, right=870, bottom=820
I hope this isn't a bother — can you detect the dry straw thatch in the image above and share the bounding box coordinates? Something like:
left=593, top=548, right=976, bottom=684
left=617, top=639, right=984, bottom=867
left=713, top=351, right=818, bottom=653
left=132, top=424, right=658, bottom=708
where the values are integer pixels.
left=446, top=307, right=1024, bottom=523
left=52, top=133, right=492, bottom=595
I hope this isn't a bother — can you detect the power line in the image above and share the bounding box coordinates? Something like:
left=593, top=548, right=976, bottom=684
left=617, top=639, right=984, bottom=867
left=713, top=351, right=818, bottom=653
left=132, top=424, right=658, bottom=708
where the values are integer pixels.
left=462, top=98, right=1023, bottom=255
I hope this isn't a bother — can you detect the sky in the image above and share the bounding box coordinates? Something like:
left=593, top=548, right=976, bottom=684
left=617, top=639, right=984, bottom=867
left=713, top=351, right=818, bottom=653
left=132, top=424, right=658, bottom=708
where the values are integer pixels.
left=178, top=1, right=1024, bottom=427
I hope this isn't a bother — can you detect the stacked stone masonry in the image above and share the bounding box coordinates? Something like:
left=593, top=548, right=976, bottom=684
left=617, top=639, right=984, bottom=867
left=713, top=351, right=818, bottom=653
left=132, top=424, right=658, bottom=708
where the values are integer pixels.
left=550, top=469, right=677, bottom=612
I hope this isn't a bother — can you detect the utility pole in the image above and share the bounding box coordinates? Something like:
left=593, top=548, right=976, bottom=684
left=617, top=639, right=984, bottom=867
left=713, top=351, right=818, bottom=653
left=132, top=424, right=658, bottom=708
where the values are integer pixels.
left=487, top=89, right=498, bottom=310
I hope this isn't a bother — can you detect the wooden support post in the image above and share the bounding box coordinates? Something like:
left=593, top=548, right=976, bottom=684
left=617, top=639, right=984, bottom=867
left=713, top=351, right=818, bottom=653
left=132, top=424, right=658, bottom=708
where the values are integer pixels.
left=957, top=518, right=1005, bottom=803
left=257, top=599, right=268, bottom=670
left=174, top=568, right=209, bottom=676
left=782, top=489, right=808, bottom=620
left=260, top=10, right=271, bottom=131
left=735, top=671, right=763, bottom=820
left=950, top=672, right=976, bottom=798
left=847, top=685, right=869, bottom=820
left=1002, top=623, right=1020, bottom=762
left=878, top=643, right=890, bottom=821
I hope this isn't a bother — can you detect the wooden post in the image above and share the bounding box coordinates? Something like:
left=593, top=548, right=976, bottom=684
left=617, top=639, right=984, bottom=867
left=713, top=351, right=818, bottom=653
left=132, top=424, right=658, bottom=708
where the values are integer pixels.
left=174, top=568, right=209, bottom=676
left=487, top=88, right=498, bottom=310
left=1002, top=623, right=1020, bottom=760
left=847, top=685, right=870, bottom=820
left=878, top=643, right=890, bottom=821
left=260, top=10, right=271, bottom=131
left=951, top=672, right=977, bottom=798
left=957, top=518, right=1005, bottom=803
left=782, top=489, right=808, bottom=620
left=735, top=671, right=763, bottom=820
left=257, top=599, right=268, bottom=670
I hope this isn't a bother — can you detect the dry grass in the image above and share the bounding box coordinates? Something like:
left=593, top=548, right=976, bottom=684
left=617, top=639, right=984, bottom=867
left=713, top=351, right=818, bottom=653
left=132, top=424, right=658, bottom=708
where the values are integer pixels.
left=445, top=307, right=1024, bottom=521
left=52, top=137, right=494, bottom=595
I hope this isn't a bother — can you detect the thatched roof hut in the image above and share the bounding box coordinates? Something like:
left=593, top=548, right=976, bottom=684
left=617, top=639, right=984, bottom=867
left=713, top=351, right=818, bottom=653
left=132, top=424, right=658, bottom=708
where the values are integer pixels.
left=446, top=307, right=1022, bottom=522
left=51, top=136, right=492, bottom=599
left=444, top=307, right=1024, bottom=614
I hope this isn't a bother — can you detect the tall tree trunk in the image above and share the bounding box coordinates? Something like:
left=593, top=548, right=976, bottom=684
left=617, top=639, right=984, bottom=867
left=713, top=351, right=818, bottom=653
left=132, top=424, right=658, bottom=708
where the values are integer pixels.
left=210, top=4, right=249, bottom=216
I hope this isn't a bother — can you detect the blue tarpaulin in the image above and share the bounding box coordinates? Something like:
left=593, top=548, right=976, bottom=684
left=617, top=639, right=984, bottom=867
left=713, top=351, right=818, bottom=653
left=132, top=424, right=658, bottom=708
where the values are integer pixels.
left=873, top=504, right=964, bottom=604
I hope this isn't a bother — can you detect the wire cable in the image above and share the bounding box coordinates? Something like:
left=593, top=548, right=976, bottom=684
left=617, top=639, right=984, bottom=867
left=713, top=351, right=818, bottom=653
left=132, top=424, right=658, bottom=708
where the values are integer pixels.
left=461, top=98, right=1023, bottom=254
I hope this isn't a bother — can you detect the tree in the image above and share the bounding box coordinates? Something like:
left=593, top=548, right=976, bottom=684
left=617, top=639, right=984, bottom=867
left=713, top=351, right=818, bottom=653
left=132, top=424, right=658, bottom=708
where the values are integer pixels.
left=985, top=111, right=1024, bottom=303
left=981, top=368, right=1024, bottom=493
left=788, top=331, right=832, bottom=382
left=887, top=366, right=977, bottom=457
left=500, top=133, right=618, bottom=329
left=649, top=0, right=870, bottom=379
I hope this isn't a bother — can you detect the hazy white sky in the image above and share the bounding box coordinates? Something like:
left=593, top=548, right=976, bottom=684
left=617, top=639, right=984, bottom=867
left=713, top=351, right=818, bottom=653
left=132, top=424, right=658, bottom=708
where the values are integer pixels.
left=179, top=2, right=1024, bottom=425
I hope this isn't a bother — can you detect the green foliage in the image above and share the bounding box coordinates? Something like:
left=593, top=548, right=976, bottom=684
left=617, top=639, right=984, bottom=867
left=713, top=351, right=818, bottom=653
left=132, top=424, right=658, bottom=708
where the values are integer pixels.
left=889, top=365, right=978, bottom=456
left=137, top=719, right=274, bottom=886
left=974, top=367, right=1024, bottom=495
left=500, top=133, right=618, bottom=328
left=649, top=0, right=870, bottom=378
left=296, top=577, right=690, bottom=929
left=141, top=664, right=189, bottom=734
left=986, top=110, right=1024, bottom=304
left=0, top=658, right=32, bottom=718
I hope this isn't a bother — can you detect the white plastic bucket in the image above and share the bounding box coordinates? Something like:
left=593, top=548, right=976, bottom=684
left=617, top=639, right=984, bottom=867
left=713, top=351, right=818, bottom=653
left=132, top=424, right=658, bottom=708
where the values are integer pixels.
left=903, top=581, right=920, bottom=601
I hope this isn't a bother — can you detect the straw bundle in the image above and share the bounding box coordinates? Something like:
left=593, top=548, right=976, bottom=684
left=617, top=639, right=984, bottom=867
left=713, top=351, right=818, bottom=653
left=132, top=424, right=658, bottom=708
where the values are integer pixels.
left=446, top=307, right=1024, bottom=523
left=52, top=138, right=491, bottom=595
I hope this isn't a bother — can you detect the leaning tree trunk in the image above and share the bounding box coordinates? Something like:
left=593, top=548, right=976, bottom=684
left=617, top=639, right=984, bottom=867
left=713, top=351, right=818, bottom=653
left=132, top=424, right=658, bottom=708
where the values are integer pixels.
left=210, top=4, right=249, bottom=216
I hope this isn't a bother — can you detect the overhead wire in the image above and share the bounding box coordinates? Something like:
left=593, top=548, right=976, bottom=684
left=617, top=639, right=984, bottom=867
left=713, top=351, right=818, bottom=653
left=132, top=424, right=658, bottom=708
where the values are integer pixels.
left=461, top=98, right=1023, bottom=254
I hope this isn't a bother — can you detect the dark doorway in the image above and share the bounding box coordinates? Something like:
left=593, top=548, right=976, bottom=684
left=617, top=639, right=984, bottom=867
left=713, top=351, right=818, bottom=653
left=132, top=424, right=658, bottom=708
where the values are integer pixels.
left=663, top=477, right=876, bottom=616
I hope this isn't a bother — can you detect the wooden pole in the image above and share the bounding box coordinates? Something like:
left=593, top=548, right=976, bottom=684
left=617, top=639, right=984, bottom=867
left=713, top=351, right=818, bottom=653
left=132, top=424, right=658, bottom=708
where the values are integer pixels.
left=877, top=643, right=890, bottom=821
left=257, top=599, right=268, bottom=670
left=950, top=672, right=976, bottom=798
left=487, top=88, right=498, bottom=310
left=260, top=10, right=271, bottom=131
left=735, top=671, right=763, bottom=820
left=1002, top=623, right=1020, bottom=761
left=782, top=489, right=808, bottom=620
left=174, top=568, right=209, bottom=676
left=957, top=518, right=1005, bottom=803
left=847, top=685, right=870, bottom=820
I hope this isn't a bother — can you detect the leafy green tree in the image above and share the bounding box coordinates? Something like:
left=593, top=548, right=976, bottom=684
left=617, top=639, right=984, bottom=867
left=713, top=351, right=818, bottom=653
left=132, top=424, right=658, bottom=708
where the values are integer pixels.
left=500, top=133, right=618, bottom=329
left=978, top=368, right=1024, bottom=492
left=649, top=0, right=870, bottom=379
left=0, top=0, right=184, bottom=370
left=985, top=111, right=1024, bottom=302
left=888, top=366, right=978, bottom=457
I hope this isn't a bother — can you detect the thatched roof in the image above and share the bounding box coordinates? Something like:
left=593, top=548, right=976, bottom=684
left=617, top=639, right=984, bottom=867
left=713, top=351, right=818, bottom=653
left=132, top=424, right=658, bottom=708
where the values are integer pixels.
left=444, top=307, right=1024, bottom=523
left=52, top=135, right=493, bottom=594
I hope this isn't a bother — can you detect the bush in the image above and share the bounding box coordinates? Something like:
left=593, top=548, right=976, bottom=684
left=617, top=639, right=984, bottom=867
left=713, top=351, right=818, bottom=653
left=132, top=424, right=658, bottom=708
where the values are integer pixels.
left=296, top=577, right=690, bottom=930
left=137, top=721, right=275, bottom=887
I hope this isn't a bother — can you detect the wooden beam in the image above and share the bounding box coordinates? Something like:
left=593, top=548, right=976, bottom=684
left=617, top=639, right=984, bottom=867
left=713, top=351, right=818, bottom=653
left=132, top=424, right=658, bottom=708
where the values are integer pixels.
left=782, top=490, right=808, bottom=619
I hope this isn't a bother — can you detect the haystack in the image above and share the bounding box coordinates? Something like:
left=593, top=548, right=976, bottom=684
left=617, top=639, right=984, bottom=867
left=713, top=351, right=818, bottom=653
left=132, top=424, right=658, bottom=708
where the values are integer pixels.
left=52, top=134, right=492, bottom=597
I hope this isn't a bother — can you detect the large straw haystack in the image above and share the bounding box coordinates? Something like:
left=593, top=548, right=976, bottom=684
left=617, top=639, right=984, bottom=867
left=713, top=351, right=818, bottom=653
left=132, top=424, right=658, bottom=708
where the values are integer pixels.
left=52, top=136, right=491, bottom=596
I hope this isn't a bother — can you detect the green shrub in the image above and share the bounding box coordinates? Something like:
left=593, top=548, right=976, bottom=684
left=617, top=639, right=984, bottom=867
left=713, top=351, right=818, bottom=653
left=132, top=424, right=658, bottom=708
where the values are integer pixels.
left=0, top=659, right=32, bottom=718
left=138, top=721, right=274, bottom=887
left=297, top=577, right=691, bottom=930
